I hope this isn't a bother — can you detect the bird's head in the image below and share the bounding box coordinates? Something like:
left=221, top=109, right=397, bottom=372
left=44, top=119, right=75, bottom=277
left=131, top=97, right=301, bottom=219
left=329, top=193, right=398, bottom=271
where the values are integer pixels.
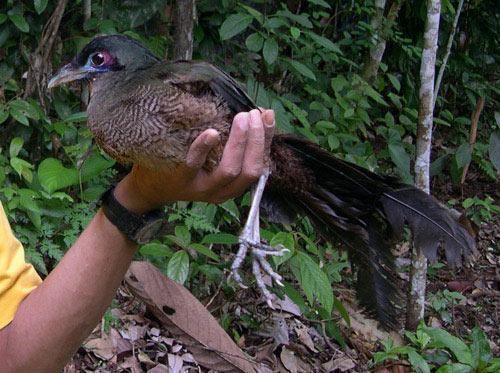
left=48, top=35, right=160, bottom=89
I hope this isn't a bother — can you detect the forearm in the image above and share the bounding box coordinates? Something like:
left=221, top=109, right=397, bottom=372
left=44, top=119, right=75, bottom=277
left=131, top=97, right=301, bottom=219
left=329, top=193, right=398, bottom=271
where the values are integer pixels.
left=2, top=209, right=137, bottom=373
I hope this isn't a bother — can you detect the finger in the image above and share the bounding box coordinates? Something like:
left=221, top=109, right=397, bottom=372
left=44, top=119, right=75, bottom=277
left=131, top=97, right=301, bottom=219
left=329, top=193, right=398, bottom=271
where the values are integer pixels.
left=210, top=109, right=265, bottom=201
left=262, top=109, right=275, bottom=159
left=241, top=108, right=266, bottom=179
left=205, top=112, right=250, bottom=187
left=181, top=129, right=220, bottom=178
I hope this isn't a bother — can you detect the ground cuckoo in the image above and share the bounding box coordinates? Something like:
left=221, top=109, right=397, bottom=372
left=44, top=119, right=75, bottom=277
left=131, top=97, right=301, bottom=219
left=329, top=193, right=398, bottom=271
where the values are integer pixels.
left=49, top=35, right=476, bottom=329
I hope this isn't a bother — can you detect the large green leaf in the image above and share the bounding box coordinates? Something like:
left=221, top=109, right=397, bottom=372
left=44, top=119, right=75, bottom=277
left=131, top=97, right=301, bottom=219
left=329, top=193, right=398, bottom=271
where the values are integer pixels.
left=10, top=99, right=40, bottom=120
left=219, top=13, right=253, bottom=40
left=488, top=132, right=500, bottom=172
left=9, top=14, right=29, bottom=33
left=9, top=137, right=24, bottom=158
left=455, top=143, right=472, bottom=168
left=167, top=251, right=189, bottom=284
left=37, top=158, right=79, bottom=193
left=0, top=109, right=9, bottom=124
left=263, top=37, right=279, bottom=65
left=286, top=59, right=316, bottom=81
left=34, top=0, right=49, bottom=14
left=10, top=157, right=33, bottom=183
left=79, top=153, right=115, bottom=182
left=435, top=364, right=472, bottom=373
left=189, top=243, right=220, bottom=261
left=307, top=32, right=342, bottom=54
left=407, top=350, right=431, bottom=373
left=174, top=225, right=191, bottom=246
left=307, top=0, right=331, bottom=8
left=201, top=233, right=238, bottom=245
left=290, top=251, right=333, bottom=313
left=423, top=327, right=473, bottom=366
left=388, top=143, right=412, bottom=183
left=471, top=327, right=491, bottom=370
left=139, top=243, right=172, bottom=257
left=245, top=32, right=264, bottom=52
left=270, top=231, right=294, bottom=266
left=387, top=73, right=401, bottom=92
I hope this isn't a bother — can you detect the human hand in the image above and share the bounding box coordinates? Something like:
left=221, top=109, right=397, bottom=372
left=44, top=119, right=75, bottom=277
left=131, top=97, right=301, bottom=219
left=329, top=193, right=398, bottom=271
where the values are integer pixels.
left=114, top=109, right=275, bottom=213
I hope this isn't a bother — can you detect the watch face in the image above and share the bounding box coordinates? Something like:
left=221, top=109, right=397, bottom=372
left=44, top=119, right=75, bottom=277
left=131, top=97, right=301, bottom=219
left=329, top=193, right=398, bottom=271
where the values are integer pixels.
left=135, top=219, right=164, bottom=244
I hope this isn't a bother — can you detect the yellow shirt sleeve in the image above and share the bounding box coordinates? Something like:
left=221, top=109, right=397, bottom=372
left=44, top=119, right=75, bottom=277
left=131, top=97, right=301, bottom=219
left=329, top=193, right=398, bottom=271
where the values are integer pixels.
left=0, top=202, right=42, bottom=329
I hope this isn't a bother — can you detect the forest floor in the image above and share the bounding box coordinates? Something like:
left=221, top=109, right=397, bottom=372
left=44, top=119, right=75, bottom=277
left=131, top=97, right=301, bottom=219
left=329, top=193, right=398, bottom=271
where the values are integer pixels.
left=64, top=177, right=499, bottom=373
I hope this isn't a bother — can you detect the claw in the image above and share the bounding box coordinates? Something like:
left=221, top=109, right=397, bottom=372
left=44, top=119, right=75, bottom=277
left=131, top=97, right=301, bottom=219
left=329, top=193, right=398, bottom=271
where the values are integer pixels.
left=255, top=254, right=284, bottom=286
left=253, top=259, right=276, bottom=309
left=228, top=170, right=287, bottom=307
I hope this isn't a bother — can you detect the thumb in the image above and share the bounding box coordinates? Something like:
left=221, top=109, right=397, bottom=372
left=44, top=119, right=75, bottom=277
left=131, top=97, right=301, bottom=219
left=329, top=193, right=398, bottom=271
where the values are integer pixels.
left=180, top=129, right=220, bottom=178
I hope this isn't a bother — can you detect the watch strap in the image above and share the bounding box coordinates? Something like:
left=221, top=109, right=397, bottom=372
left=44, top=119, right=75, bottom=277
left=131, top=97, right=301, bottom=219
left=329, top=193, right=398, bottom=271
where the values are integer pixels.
left=100, top=186, right=164, bottom=244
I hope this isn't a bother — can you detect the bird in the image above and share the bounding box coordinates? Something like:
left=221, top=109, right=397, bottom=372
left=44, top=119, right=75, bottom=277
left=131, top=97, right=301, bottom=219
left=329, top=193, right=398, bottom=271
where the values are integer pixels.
left=48, top=35, right=476, bottom=329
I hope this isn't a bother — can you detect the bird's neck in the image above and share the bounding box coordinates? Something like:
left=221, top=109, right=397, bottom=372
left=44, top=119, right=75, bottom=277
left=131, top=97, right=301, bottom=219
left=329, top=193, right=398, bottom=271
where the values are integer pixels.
left=88, top=69, right=132, bottom=102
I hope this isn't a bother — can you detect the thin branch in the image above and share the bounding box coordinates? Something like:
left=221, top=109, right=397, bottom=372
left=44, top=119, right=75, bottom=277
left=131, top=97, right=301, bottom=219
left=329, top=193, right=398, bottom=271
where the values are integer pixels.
left=460, top=96, right=485, bottom=184
left=433, top=0, right=465, bottom=109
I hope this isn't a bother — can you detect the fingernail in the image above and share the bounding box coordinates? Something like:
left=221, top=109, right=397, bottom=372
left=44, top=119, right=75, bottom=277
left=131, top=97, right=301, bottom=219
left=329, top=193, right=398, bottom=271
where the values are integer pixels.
left=235, top=112, right=249, bottom=131
left=263, top=110, right=275, bottom=127
left=204, top=130, right=220, bottom=146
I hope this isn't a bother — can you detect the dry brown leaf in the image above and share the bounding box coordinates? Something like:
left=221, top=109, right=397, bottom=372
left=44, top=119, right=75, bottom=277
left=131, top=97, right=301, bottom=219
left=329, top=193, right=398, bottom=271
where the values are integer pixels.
left=322, top=356, right=356, bottom=372
left=147, top=363, right=169, bottom=372
left=280, top=347, right=311, bottom=373
left=119, top=355, right=143, bottom=373
left=83, top=336, right=114, bottom=360
left=258, top=314, right=290, bottom=347
left=294, top=324, right=317, bottom=353
left=138, top=350, right=155, bottom=366
left=341, top=304, right=403, bottom=344
left=254, top=343, right=277, bottom=369
left=168, top=353, right=184, bottom=373
left=182, top=353, right=195, bottom=363
left=280, top=347, right=298, bottom=373
left=428, top=316, right=442, bottom=328
left=110, top=328, right=133, bottom=356
left=274, top=295, right=302, bottom=316
left=172, top=344, right=183, bottom=353
left=125, top=261, right=258, bottom=372
left=123, top=324, right=148, bottom=342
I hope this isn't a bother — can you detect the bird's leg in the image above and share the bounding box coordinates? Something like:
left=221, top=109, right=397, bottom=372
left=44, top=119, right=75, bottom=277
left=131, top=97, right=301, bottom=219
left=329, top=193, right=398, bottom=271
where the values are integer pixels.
left=230, top=169, right=289, bottom=307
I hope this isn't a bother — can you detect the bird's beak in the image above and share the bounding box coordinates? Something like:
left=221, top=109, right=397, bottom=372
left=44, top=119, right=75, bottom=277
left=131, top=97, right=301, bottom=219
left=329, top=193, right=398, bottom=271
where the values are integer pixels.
left=48, top=63, right=92, bottom=89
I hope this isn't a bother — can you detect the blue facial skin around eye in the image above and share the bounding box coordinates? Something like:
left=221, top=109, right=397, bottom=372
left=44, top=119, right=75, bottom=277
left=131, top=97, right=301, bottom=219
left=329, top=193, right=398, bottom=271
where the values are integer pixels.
left=84, top=58, right=111, bottom=73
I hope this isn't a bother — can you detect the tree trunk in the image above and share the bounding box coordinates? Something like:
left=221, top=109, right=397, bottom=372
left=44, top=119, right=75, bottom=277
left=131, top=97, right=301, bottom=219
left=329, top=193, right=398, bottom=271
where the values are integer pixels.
left=433, top=0, right=464, bottom=108
left=407, top=0, right=441, bottom=331
left=23, top=0, right=68, bottom=109
left=362, top=0, right=403, bottom=82
left=173, top=0, right=196, bottom=61
left=81, top=0, right=92, bottom=109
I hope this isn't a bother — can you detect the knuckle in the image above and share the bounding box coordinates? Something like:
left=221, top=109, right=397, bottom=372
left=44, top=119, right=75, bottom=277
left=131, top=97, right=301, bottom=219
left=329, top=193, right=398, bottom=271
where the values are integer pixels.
left=185, top=155, right=203, bottom=169
left=221, top=167, right=241, bottom=179
left=233, top=138, right=248, bottom=149
left=251, top=135, right=266, bottom=146
left=243, top=168, right=262, bottom=181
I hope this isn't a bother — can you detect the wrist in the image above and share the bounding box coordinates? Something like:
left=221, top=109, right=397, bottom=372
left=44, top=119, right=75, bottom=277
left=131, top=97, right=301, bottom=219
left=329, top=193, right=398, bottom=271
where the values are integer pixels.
left=114, top=174, right=162, bottom=214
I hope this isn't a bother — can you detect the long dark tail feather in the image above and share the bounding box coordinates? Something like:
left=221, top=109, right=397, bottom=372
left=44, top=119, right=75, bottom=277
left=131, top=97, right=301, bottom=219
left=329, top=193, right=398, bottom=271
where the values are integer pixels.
left=265, top=134, right=477, bottom=329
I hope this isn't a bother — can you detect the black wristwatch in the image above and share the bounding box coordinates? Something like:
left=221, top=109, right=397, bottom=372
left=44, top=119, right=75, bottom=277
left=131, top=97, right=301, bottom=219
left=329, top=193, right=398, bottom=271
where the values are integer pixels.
left=100, top=186, right=165, bottom=244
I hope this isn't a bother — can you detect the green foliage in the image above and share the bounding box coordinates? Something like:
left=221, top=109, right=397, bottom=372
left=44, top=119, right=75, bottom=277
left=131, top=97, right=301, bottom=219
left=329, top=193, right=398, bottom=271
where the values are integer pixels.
left=374, top=324, right=498, bottom=373
left=0, top=0, right=497, bottom=348
left=462, top=196, right=500, bottom=226
left=428, top=289, right=466, bottom=324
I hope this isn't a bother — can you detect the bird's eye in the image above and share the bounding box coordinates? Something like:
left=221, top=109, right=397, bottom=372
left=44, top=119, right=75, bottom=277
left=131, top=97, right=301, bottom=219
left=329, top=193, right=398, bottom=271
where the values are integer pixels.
left=90, top=52, right=106, bottom=66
